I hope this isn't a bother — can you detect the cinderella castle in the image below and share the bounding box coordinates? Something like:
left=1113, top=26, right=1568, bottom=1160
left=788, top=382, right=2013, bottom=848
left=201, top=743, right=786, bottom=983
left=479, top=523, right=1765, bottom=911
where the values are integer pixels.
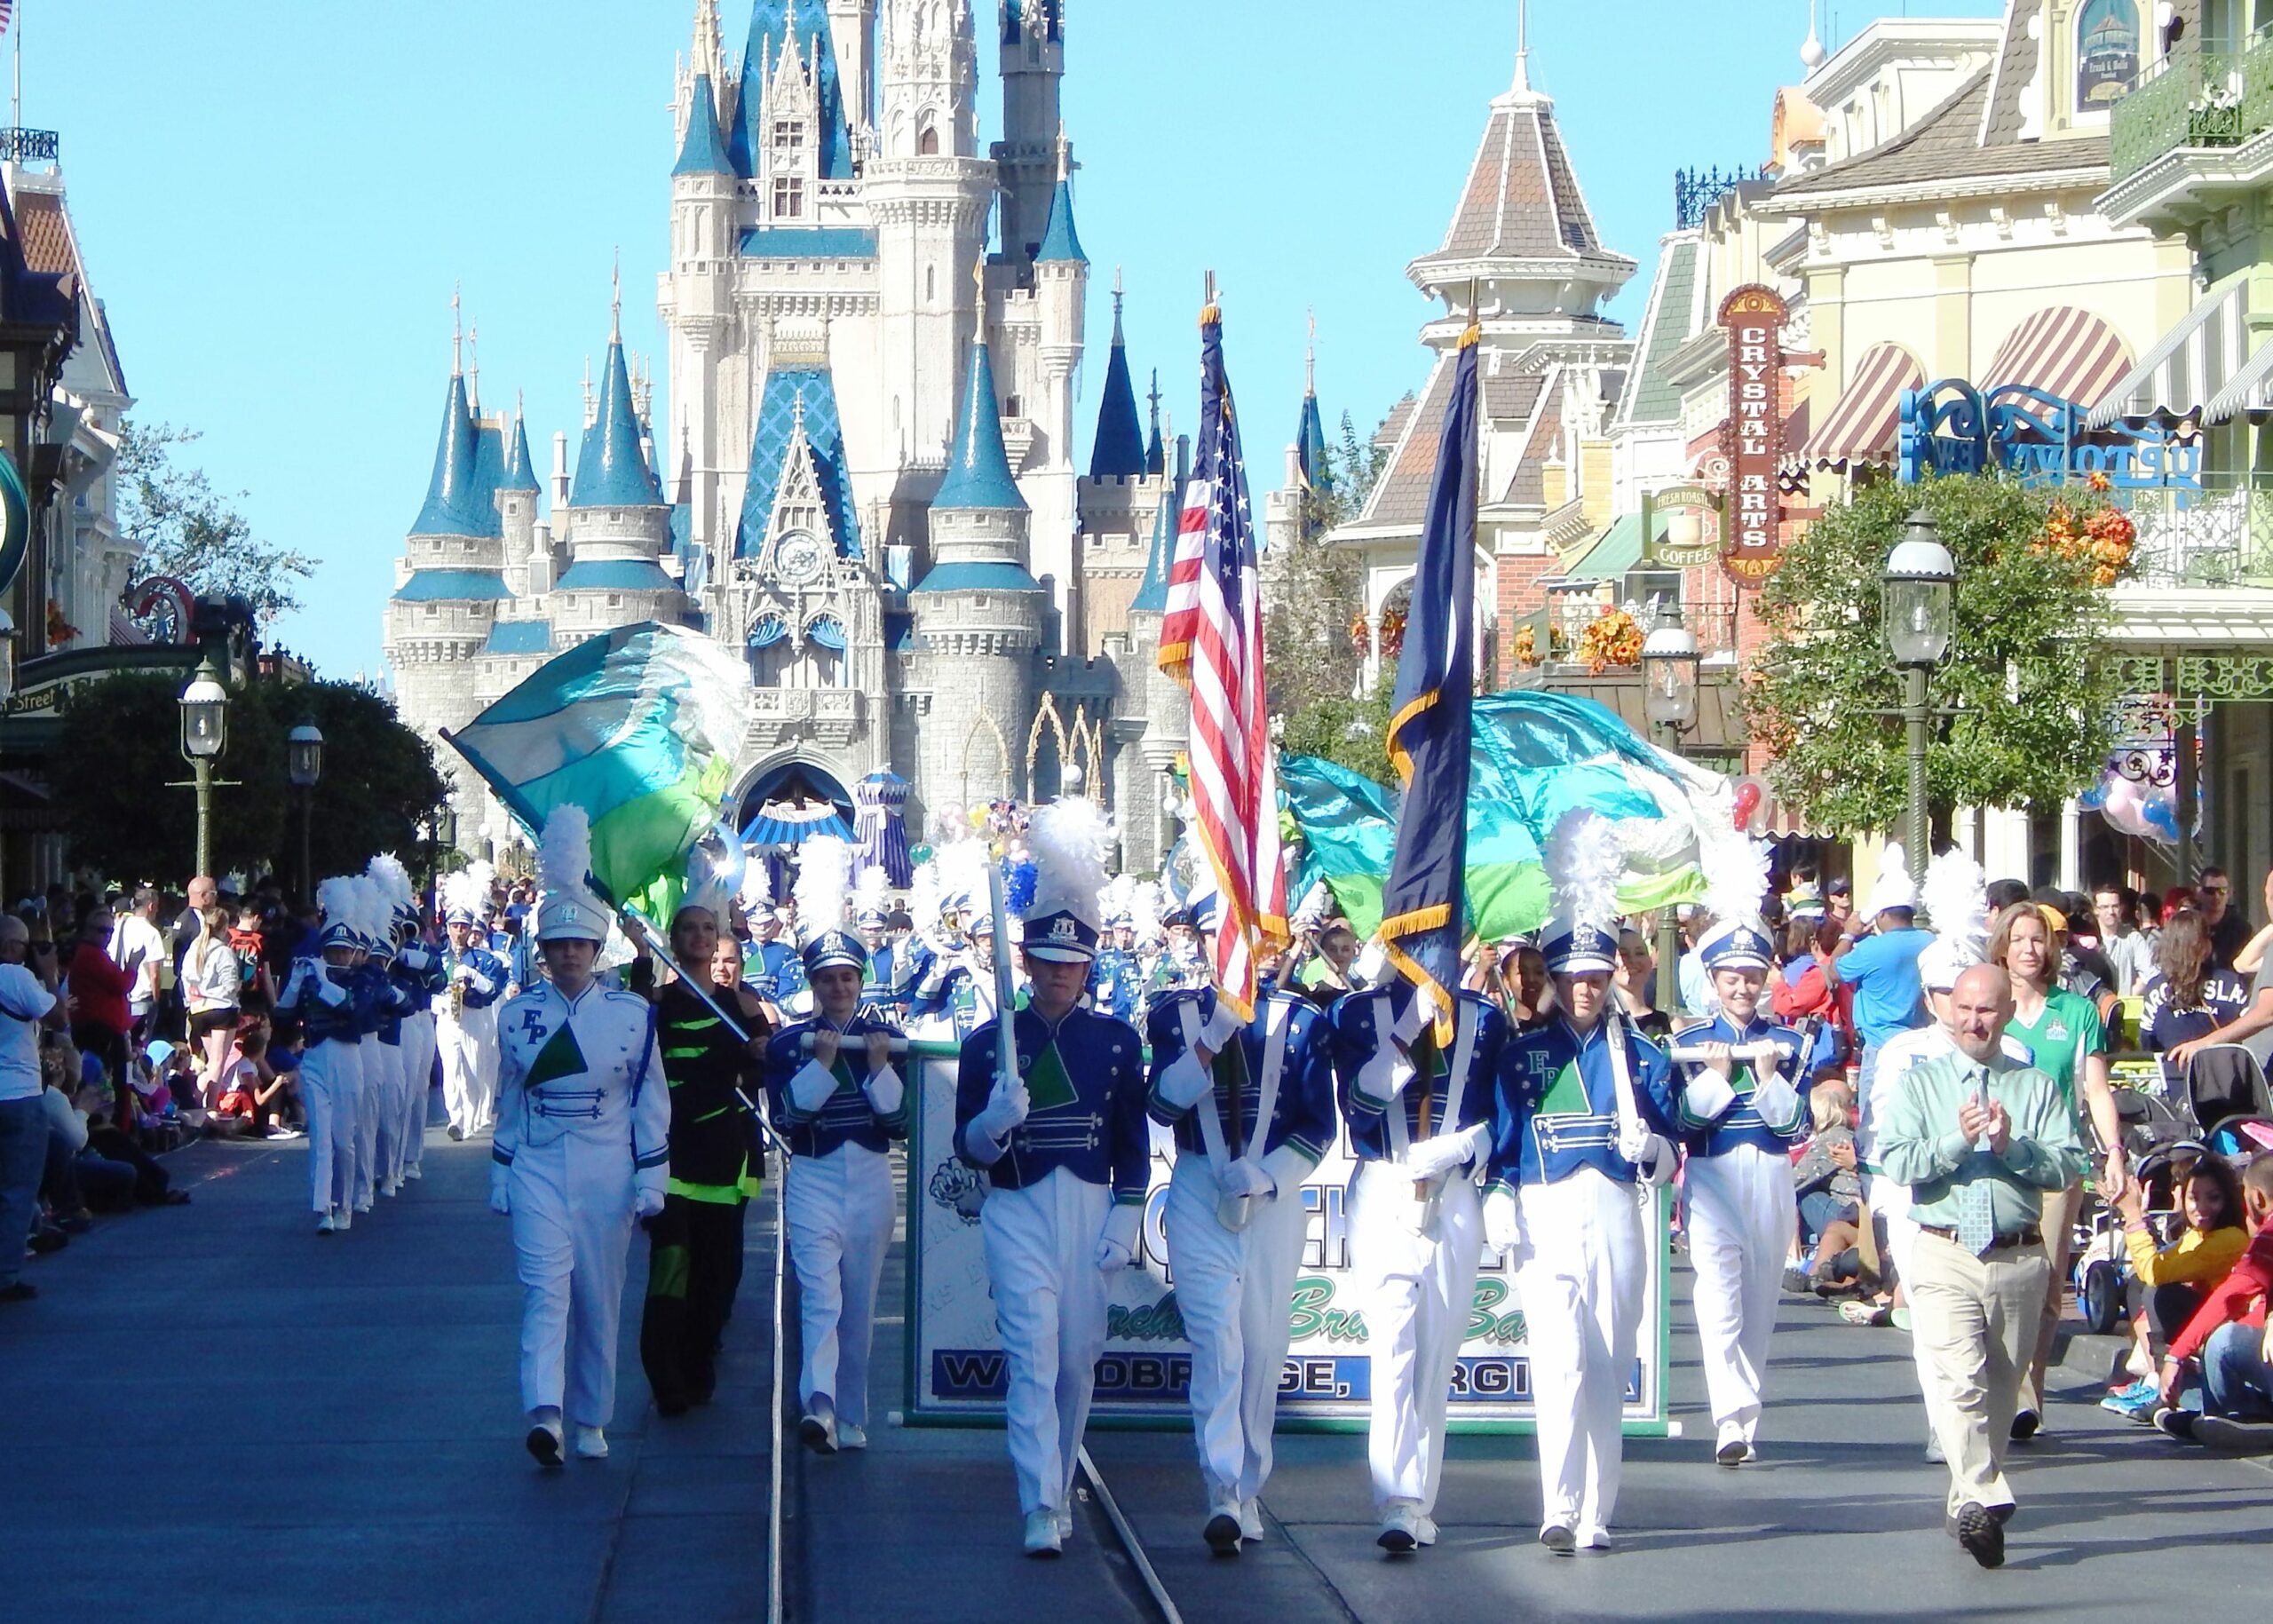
left=383, top=0, right=1200, bottom=875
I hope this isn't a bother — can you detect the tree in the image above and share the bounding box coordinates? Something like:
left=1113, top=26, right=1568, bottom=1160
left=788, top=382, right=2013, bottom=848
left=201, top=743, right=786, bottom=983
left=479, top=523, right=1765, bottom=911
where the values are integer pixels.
left=1265, top=406, right=1401, bottom=734
left=1278, top=673, right=1395, bottom=788
left=1746, top=474, right=2134, bottom=837
left=115, top=421, right=317, bottom=623
left=48, top=673, right=447, bottom=888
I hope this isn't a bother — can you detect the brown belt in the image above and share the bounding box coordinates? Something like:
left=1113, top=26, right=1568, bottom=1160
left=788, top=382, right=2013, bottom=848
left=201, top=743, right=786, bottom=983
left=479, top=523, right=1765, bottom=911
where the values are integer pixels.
left=1919, top=1224, right=2043, bottom=1252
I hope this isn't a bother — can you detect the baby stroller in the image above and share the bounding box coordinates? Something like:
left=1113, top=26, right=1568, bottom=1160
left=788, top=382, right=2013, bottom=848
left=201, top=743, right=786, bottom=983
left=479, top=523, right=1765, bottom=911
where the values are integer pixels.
left=2182, top=1044, right=2273, bottom=1160
left=2074, top=1137, right=2205, bottom=1336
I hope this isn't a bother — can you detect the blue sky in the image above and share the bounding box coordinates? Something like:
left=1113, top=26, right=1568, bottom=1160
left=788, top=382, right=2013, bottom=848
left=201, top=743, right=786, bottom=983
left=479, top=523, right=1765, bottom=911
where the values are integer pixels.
left=37, top=0, right=2007, bottom=680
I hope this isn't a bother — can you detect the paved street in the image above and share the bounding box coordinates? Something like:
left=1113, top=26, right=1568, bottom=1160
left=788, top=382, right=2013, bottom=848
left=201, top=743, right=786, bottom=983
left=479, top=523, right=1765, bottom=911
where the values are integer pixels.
left=6, top=1131, right=2269, bottom=1622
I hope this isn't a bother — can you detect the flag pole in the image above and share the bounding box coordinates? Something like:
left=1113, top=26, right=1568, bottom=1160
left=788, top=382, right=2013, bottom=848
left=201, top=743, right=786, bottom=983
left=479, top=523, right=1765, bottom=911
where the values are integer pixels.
left=12, top=0, right=22, bottom=139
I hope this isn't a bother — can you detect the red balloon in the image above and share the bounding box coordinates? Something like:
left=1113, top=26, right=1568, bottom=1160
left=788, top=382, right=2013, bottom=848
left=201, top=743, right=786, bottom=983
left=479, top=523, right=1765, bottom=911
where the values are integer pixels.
left=1732, top=780, right=1762, bottom=830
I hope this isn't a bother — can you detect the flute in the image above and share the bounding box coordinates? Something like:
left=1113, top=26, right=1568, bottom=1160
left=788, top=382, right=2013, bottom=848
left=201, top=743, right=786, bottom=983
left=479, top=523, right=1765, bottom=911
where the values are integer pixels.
left=1666, top=1040, right=1785, bottom=1065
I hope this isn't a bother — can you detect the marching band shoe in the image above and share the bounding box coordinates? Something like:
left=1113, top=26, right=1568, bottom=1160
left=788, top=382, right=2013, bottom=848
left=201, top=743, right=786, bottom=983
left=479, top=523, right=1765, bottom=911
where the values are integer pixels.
left=2008, top=1407, right=2040, bottom=1443
left=1415, top=1514, right=1439, bottom=1548
left=1239, top=1498, right=1264, bottom=1541
left=1715, top=1422, right=1752, bottom=1466
left=836, top=1422, right=867, bottom=1451
left=316, top=1212, right=335, bottom=1234
left=404, top=1164, right=423, bottom=1181
left=1375, top=1500, right=1422, bottom=1554
left=573, top=1425, right=609, bottom=1461
left=1023, top=1509, right=1063, bottom=1558
left=1203, top=1494, right=1244, bottom=1557
left=335, top=1208, right=352, bottom=1232
left=1539, top=1523, right=1577, bottom=1556
left=799, top=1394, right=839, bottom=1455
left=526, top=1412, right=565, bottom=1470
left=1055, top=1508, right=1074, bottom=1543
left=1577, top=1525, right=1613, bottom=1553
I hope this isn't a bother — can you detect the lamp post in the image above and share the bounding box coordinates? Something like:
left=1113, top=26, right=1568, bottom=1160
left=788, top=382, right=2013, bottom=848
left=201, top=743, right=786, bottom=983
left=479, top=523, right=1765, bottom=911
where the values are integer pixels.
left=1642, top=620, right=1701, bottom=1014
left=1884, top=508, right=1957, bottom=891
left=178, top=656, right=229, bottom=878
left=287, top=720, right=323, bottom=903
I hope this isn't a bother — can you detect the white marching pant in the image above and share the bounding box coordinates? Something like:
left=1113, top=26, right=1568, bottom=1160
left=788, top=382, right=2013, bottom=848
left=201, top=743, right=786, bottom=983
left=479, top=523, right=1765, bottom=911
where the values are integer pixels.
left=1684, top=1144, right=1796, bottom=1441
left=1867, top=1172, right=1938, bottom=1429
left=1348, top=1161, right=1483, bottom=1514
left=299, top=1040, right=361, bottom=1215
left=1516, top=1168, right=1645, bottom=1538
left=352, top=1034, right=383, bottom=1209
left=509, top=1131, right=637, bottom=1424
left=980, top=1168, right=1111, bottom=1517
left=1164, top=1153, right=1310, bottom=1505
left=783, top=1142, right=895, bottom=1429
left=439, top=1005, right=499, bottom=1134
left=373, top=1039, right=405, bottom=1188
left=399, top=1011, right=434, bottom=1172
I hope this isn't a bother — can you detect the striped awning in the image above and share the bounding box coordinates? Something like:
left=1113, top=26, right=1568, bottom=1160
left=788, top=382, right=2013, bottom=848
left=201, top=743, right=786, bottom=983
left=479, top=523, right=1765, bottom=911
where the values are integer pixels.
left=741, top=799, right=855, bottom=849
left=2086, top=271, right=2254, bottom=430
left=1804, top=342, right=1924, bottom=470
left=1983, top=305, right=2134, bottom=411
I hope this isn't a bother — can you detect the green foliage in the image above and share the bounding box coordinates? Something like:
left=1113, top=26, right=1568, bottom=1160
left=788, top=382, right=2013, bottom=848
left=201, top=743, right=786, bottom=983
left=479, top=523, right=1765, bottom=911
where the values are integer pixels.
left=49, top=674, right=447, bottom=888
left=1263, top=407, right=1400, bottom=725
left=116, top=421, right=317, bottom=623
left=1278, top=674, right=1395, bottom=788
left=1746, top=474, right=2126, bottom=836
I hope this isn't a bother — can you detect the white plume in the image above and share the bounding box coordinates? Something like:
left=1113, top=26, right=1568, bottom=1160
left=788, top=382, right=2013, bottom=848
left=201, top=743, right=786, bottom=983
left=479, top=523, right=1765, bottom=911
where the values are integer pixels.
left=794, top=836, right=853, bottom=931
left=348, top=876, right=389, bottom=943
left=366, top=852, right=413, bottom=914
left=465, top=859, right=496, bottom=899
left=938, top=837, right=991, bottom=918
left=316, top=875, right=360, bottom=935
left=852, top=861, right=890, bottom=920
left=908, top=857, right=942, bottom=931
left=1921, top=846, right=1990, bottom=958
left=537, top=805, right=594, bottom=897
left=1026, top=796, right=1113, bottom=929
left=1129, top=879, right=1165, bottom=945
left=1699, top=823, right=1772, bottom=928
left=739, top=852, right=772, bottom=910
left=1100, top=873, right=1136, bottom=926
left=440, top=867, right=487, bottom=921
left=1548, top=810, right=1624, bottom=933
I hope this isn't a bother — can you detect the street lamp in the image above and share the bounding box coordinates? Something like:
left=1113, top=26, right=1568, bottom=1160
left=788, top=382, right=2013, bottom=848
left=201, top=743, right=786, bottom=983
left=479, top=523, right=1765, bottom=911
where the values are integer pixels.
left=1642, top=620, right=1701, bottom=1014
left=1885, top=508, right=1957, bottom=890
left=288, top=720, right=323, bottom=903
left=178, top=656, right=229, bottom=878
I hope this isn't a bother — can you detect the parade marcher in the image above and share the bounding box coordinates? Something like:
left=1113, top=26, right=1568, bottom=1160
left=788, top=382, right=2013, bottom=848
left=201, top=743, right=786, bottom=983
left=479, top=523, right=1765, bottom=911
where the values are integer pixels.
left=437, top=871, right=509, bottom=1140
left=856, top=902, right=915, bottom=1018
left=390, top=895, right=444, bottom=1183
left=282, top=880, right=372, bottom=1232
left=1877, top=964, right=2084, bottom=1568
left=489, top=807, right=671, bottom=1468
left=741, top=892, right=806, bottom=1017
left=914, top=906, right=1020, bottom=1042
left=954, top=800, right=1149, bottom=1557
left=1331, top=976, right=1509, bottom=1550
left=1484, top=817, right=1681, bottom=1554
left=1087, top=910, right=1144, bottom=1025
left=346, top=878, right=392, bottom=1216
left=764, top=836, right=907, bottom=1454
left=1673, top=914, right=1810, bottom=1466
left=363, top=923, right=413, bottom=1199
left=640, top=899, right=770, bottom=1416
left=1146, top=940, right=1336, bottom=1555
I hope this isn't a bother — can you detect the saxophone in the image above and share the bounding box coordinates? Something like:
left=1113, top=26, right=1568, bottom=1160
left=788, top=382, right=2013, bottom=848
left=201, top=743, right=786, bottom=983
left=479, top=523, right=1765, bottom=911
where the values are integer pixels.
left=448, top=954, right=466, bottom=1019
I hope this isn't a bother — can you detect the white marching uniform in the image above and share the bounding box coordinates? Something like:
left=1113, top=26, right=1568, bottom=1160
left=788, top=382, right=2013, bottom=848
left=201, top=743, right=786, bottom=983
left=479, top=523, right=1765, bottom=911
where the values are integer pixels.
left=350, top=966, right=388, bottom=1213
left=280, top=958, right=363, bottom=1217
left=398, top=1005, right=436, bottom=1176
left=491, top=979, right=670, bottom=1427
left=438, top=947, right=507, bottom=1136
left=1674, top=1011, right=1809, bottom=1452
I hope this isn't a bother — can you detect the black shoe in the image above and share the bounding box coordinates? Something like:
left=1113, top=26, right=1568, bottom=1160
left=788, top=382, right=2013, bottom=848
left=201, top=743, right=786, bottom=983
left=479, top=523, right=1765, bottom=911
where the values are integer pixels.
left=798, top=1392, right=838, bottom=1454
left=2155, top=1407, right=2200, bottom=1442
left=1540, top=1523, right=1577, bottom=1555
left=57, top=1213, right=92, bottom=1235
left=0, top=1280, right=34, bottom=1303
left=2008, top=1407, right=2039, bottom=1442
left=27, top=1226, right=66, bottom=1256
left=525, top=1424, right=564, bottom=1469
left=1954, top=1502, right=2005, bottom=1569
left=655, top=1394, right=689, bottom=1419
left=1203, top=1512, right=1243, bottom=1556
left=448, top=1125, right=465, bottom=1141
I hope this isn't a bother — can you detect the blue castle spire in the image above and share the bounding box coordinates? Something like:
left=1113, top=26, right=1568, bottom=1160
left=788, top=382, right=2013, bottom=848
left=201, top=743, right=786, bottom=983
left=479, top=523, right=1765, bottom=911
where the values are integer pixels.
left=571, top=282, right=665, bottom=510
left=932, top=337, right=1028, bottom=513
left=673, top=73, right=733, bottom=177
left=501, top=399, right=540, bottom=495
left=1130, top=473, right=1180, bottom=614
left=1089, top=281, right=1144, bottom=479
left=733, top=1, right=852, bottom=181
left=410, top=359, right=488, bottom=537
left=1144, top=368, right=1166, bottom=476
left=1034, top=135, right=1087, bottom=265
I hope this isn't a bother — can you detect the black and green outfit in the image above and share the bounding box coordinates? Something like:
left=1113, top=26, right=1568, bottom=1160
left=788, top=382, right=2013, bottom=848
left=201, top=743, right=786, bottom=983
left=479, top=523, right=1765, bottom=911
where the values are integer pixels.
left=640, top=978, right=769, bottom=1413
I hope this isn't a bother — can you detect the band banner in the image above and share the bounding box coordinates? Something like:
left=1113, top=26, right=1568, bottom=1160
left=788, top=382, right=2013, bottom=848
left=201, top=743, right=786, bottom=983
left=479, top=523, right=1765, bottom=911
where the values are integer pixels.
left=901, top=1053, right=1671, bottom=1434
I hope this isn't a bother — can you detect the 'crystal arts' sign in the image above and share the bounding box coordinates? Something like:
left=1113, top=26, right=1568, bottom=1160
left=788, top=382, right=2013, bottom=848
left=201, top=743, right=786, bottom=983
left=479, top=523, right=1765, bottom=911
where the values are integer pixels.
left=1718, top=285, right=1789, bottom=588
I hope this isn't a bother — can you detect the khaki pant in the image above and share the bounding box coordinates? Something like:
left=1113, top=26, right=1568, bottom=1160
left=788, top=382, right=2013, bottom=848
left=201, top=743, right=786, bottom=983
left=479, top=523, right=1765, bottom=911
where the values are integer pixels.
left=1907, top=1230, right=2051, bottom=1517
left=2021, top=1182, right=2082, bottom=1415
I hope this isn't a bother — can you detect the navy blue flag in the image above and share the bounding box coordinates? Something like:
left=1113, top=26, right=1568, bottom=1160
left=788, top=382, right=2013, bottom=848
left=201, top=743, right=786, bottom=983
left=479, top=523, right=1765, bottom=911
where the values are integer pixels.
left=1379, top=331, right=1481, bottom=1043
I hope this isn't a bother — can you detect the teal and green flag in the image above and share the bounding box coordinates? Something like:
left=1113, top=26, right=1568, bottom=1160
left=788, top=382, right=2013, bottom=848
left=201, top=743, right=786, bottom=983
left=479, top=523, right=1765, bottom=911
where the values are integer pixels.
left=442, top=622, right=751, bottom=917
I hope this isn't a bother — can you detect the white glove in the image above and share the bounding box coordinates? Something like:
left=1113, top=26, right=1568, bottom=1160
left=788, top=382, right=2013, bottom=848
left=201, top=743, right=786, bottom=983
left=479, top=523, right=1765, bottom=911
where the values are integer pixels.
left=1390, top=985, right=1440, bottom=1046
left=1198, top=1000, right=1244, bottom=1054
left=1096, top=1201, right=1144, bottom=1271
left=1155, top=1050, right=1213, bottom=1111
left=1629, top=1133, right=1677, bottom=1187
left=1682, top=1067, right=1737, bottom=1122
left=1483, top=1185, right=1525, bottom=1256
left=1405, top=1121, right=1489, bottom=1182
left=488, top=1164, right=511, bottom=1216
left=788, top=1058, right=839, bottom=1117
left=864, top=1064, right=905, bottom=1119
left=1216, top=1156, right=1275, bottom=1202
left=635, top=1183, right=666, bottom=1220
left=1617, top=1114, right=1653, bottom=1166
left=970, top=1077, right=1030, bottom=1145
left=1352, top=1042, right=1408, bottom=1105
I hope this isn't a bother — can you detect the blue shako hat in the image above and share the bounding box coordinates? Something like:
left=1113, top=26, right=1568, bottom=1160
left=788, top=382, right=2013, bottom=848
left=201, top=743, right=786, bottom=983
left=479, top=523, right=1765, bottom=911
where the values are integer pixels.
left=1699, top=918, right=1775, bottom=973
left=1022, top=907, right=1097, bottom=964
left=1541, top=920, right=1620, bottom=976
left=803, top=927, right=867, bottom=975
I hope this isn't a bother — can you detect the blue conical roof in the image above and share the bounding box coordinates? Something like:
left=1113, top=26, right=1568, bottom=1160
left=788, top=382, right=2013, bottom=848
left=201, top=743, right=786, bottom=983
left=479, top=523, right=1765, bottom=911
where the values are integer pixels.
left=1130, top=476, right=1180, bottom=614
left=409, top=371, right=490, bottom=537
left=1145, top=369, right=1166, bottom=476
left=1089, top=295, right=1144, bottom=479
left=733, top=2, right=852, bottom=181
left=1295, top=390, right=1331, bottom=492
left=571, top=337, right=666, bottom=510
left=501, top=409, right=540, bottom=495
left=1035, top=172, right=1087, bottom=265
left=673, top=74, right=733, bottom=177
left=932, top=339, right=1028, bottom=512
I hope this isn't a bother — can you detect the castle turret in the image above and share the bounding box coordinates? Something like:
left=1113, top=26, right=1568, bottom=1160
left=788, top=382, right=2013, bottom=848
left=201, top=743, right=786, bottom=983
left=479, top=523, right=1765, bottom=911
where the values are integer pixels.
left=1073, top=273, right=1162, bottom=655
left=1026, top=129, right=1087, bottom=649
left=666, top=65, right=738, bottom=566
left=498, top=399, right=543, bottom=594
left=911, top=336, right=1042, bottom=807
left=995, top=0, right=1064, bottom=260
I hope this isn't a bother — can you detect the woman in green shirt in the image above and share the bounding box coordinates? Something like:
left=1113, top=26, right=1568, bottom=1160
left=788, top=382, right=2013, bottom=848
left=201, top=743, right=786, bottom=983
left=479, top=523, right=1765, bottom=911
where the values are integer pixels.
left=1988, top=901, right=2118, bottom=1438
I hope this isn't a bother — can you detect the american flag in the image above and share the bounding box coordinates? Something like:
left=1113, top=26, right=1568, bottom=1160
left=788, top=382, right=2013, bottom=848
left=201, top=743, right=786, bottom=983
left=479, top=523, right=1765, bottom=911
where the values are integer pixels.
left=1157, top=296, right=1286, bottom=1020
left=0, top=3, right=14, bottom=38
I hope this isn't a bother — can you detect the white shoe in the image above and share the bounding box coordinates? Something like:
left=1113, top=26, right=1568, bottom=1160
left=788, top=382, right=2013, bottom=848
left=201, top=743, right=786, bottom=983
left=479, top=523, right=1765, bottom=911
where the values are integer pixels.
left=1715, top=1421, right=1753, bottom=1466
left=1055, top=1508, right=1073, bottom=1543
left=1415, top=1514, right=1439, bottom=1548
left=836, top=1422, right=867, bottom=1450
left=404, top=1164, right=422, bottom=1181
left=1577, top=1524, right=1612, bottom=1551
left=1239, top=1497, right=1264, bottom=1541
left=315, top=1212, right=335, bottom=1234
left=1376, top=1499, right=1423, bottom=1553
left=574, top=1424, right=608, bottom=1460
left=335, top=1208, right=352, bottom=1232
left=1023, top=1509, right=1062, bottom=1557
left=526, top=1413, right=564, bottom=1469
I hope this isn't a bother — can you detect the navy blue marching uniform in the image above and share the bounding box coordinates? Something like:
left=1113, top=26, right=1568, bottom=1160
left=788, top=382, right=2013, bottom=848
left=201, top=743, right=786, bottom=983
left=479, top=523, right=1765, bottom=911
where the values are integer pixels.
left=1145, top=981, right=1335, bottom=1548
left=1675, top=919, right=1810, bottom=1462
left=763, top=930, right=907, bottom=1448
left=281, top=911, right=367, bottom=1227
left=1330, top=984, right=1509, bottom=1537
left=743, top=936, right=808, bottom=1011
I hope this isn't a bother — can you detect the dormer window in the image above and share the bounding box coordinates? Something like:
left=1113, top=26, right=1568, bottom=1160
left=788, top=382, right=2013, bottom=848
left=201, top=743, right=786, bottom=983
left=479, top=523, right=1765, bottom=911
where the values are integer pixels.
left=774, top=119, right=805, bottom=151
left=773, top=177, right=804, bottom=219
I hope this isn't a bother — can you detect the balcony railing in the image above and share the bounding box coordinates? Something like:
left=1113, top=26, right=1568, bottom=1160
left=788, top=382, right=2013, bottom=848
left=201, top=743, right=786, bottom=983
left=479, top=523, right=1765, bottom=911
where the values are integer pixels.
left=2121, top=475, right=2273, bottom=589
left=2111, top=29, right=2273, bottom=185
left=0, top=127, right=58, bottom=165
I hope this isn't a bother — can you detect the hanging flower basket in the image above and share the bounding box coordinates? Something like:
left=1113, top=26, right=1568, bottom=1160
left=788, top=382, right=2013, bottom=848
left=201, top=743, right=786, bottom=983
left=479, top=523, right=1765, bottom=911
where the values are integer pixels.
left=1378, top=606, right=1408, bottom=662
left=1348, top=613, right=1371, bottom=655
left=1576, top=607, right=1643, bottom=675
